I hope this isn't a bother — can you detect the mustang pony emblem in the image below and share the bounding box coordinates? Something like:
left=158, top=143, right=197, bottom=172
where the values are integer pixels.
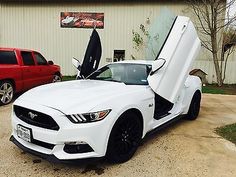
left=28, top=112, right=37, bottom=119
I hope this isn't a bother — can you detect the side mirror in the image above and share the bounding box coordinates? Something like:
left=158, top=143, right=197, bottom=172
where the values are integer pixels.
left=150, top=58, right=166, bottom=75
left=48, top=60, right=54, bottom=65
left=72, top=57, right=81, bottom=70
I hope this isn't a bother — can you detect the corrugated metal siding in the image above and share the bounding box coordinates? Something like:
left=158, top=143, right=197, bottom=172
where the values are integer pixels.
left=0, top=2, right=235, bottom=83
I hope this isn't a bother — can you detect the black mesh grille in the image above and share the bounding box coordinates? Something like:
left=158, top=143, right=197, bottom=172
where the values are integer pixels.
left=14, top=105, right=59, bottom=131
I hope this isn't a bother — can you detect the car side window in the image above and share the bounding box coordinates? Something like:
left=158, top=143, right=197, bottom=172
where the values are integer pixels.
left=34, top=52, right=47, bottom=65
left=0, top=51, right=18, bottom=64
left=97, top=68, right=112, bottom=79
left=21, top=51, right=35, bottom=66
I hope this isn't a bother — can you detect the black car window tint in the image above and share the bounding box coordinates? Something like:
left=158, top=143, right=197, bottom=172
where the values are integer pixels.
left=34, top=53, right=47, bottom=65
left=0, top=51, right=18, bottom=64
left=21, top=51, right=35, bottom=66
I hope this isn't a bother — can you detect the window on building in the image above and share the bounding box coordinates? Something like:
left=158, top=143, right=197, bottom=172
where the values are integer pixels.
left=0, top=51, right=18, bottom=64
left=113, top=50, right=125, bottom=62
left=21, top=51, right=35, bottom=66
left=34, top=52, right=47, bottom=65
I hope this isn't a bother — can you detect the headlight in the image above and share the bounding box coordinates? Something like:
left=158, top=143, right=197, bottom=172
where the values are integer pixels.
left=66, top=109, right=111, bottom=123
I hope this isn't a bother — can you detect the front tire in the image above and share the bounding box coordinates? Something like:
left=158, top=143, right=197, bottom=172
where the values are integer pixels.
left=186, top=91, right=201, bottom=120
left=0, top=80, right=14, bottom=105
left=106, top=112, right=142, bottom=163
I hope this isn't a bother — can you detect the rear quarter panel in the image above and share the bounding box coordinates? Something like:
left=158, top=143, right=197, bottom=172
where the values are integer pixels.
left=182, top=75, right=202, bottom=114
left=0, top=55, right=24, bottom=93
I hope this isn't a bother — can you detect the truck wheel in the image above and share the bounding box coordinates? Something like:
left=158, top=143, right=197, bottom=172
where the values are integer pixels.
left=0, top=81, right=14, bottom=105
left=52, top=74, right=62, bottom=83
left=185, top=91, right=201, bottom=120
left=106, top=112, right=142, bottom=163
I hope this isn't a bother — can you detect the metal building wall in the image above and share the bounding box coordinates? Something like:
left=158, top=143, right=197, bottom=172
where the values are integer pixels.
left=0, top=2, right=235, bottom=83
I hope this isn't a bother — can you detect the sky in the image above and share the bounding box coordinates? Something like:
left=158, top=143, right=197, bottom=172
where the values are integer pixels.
left=227, top=0, right=236, bottom=17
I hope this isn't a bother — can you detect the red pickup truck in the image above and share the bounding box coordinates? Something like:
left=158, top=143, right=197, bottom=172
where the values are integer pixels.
left=0, top=48, right=62, bottom=105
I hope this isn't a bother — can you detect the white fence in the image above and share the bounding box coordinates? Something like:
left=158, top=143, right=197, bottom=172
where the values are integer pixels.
left=193, top=60, right=236, bottom=84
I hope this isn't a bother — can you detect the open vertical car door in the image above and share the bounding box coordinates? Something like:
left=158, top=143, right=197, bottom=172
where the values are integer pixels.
left=147, top=16, right=201, bottom=104
left=80, top=29, right=102, bottom=78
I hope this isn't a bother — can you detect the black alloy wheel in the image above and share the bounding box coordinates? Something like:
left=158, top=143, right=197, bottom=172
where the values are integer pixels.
left=106, top=112, right=142, bottom=163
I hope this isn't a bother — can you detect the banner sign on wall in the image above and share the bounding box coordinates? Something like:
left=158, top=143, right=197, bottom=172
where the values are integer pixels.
left=60, top=12, right=104, bottom=29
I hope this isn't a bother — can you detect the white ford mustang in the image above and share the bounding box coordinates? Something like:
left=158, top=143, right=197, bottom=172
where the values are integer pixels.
left=10, top=15, right=202, bottom=163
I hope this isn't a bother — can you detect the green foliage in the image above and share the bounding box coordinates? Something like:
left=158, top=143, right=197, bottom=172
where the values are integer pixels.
left=132, top=24, right=150, bottom=51
left=215, top=123, right=236, bottom=145
left=132, top=30, right=144, bottom=51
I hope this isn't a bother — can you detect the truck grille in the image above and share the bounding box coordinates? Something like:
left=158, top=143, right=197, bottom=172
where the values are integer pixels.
left=14, top=105, right=59, bottom=131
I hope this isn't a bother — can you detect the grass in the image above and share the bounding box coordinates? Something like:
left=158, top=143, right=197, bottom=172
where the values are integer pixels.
left=202, top=84, right=236, bottom=95
left=215, top=123, right=236, bottom=145
left=202, top=86, right=225, bottom=94
left=62, top=75, right=76, bottom=81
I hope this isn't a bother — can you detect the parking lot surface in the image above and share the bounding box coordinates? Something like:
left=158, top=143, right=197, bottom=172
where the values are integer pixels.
left=0, top=94, right=236, bottom=177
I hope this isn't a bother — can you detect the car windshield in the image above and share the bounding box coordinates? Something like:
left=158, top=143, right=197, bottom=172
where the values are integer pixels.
left=87, top=63, right=152, bottom=85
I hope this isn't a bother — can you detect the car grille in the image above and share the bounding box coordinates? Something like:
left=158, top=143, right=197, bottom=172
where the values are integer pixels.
left=14, top=105, right=59, bottom=131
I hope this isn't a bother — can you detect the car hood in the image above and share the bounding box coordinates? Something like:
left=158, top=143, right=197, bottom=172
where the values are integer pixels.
left=17, top=80, right=132, bottom=114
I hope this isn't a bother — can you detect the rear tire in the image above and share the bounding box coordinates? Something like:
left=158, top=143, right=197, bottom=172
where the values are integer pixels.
left=185, top=91, right=201, bottom=120
left=106, top=112, right=142, bottom=163
left=52, top=74, right=62, bottom=83
left=0, top=80, right=14, bottom=105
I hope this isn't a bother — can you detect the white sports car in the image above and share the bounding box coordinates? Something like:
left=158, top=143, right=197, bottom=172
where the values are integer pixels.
left=10, top=15, right=202, bottom=163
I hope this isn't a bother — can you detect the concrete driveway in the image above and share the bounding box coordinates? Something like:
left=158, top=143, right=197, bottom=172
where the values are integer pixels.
left=0, top=94, right=236, bottom=177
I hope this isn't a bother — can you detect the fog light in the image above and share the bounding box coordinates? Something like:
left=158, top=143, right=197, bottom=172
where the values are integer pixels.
left=64, top=142, right=93, bottom=154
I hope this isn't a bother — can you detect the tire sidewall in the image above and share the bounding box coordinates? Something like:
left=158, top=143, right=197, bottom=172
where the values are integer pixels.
left=187, top=91, right=201, bottom=120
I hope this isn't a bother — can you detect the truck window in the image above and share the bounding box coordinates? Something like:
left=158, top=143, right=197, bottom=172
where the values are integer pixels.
left=34, top=52, right=47, bottom=65
left=0, top=51, right=18, bottom=64
left=21, top=51, right=35, bottom=66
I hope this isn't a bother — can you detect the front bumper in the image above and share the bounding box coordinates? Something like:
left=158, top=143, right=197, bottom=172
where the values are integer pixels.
left=11, top=100, right=116, bottom=161
left=10, top=136, right=103, bottom=163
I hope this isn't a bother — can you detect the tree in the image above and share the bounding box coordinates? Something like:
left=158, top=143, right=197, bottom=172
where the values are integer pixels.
left=187, top=0, right=236, bottom=86
left=132, top=23, right=151, bottom=59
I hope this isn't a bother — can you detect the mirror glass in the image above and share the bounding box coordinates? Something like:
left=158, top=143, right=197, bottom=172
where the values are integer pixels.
left=151, top=58, right=166, bottom=73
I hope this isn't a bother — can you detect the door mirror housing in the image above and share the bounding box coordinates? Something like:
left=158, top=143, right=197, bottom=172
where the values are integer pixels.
left=150, top=58, right=166, bottom=75
left=48, top=60, right=54, bottom=65
left=72, top=57, right=81, bottom=70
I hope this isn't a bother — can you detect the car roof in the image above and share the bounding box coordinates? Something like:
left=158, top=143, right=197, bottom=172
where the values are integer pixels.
left=0, top=47, right=35, bottom=52
left=113, top=60, right=153, bottom=65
